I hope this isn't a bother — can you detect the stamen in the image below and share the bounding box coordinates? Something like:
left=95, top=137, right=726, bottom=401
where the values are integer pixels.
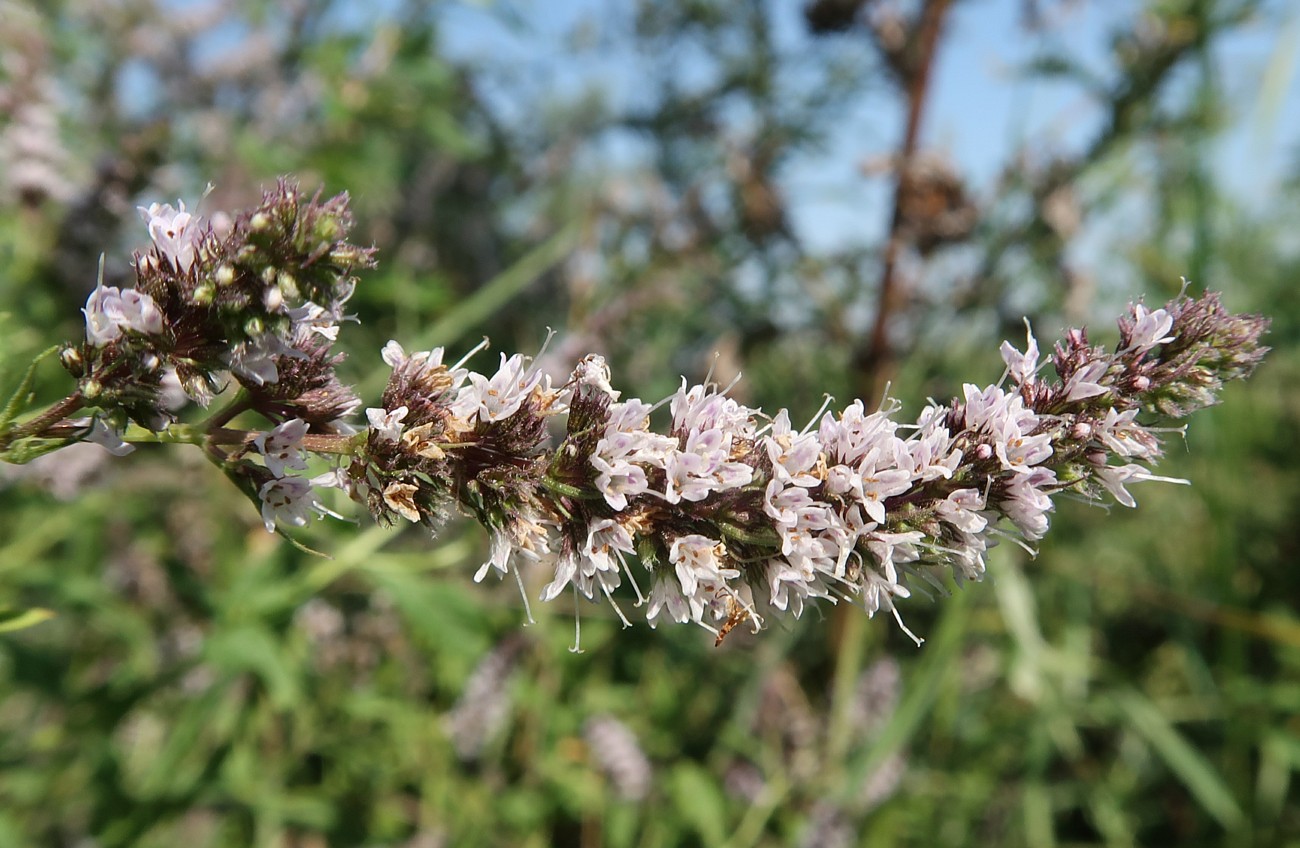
left=511, top=562, right=535, bottom=625
left=603, top=586, right=632, bottom=628
left=568, top=586, right=584, bottom=653
left=451, top=337, right=491, bottom=372
left=802, top=394, right=836, bottom=435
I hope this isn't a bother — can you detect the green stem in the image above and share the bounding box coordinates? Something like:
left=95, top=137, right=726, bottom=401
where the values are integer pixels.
left=716, top=521, right=780, bottom=548
left=203, top=388, right=253, bottom=429
left=204, top=427, right=362, bottom=456
left=541, top=475, right=599, bottom=500
left=0, top=392, right=86, bottom=450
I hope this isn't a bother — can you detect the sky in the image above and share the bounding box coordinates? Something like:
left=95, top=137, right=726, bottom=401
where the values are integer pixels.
left=432, top=0, right=1300, bottom=255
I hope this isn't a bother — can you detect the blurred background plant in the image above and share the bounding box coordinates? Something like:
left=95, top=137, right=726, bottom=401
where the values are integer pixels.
left=0, top=0, right=1297, bottom=845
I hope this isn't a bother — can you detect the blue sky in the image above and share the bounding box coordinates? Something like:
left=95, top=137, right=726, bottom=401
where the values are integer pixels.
left=434, top=0, right=1300, bottom=255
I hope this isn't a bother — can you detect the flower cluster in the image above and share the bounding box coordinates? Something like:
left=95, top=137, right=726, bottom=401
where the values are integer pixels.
left=2, top=181, right=1268, bottom=646
left=60, top=180, right=374, bottom=443
left=354, top=290, right=1267, bottom=644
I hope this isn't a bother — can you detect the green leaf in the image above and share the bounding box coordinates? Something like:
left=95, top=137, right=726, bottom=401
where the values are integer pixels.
left=668, top=762, right=728, bottom=845
left=1113, top=689, right=1246, bottom=831
left=359, top=218, right=583, bottom=397
left=205, top=625, right=302, bottom=710
left=839, top=590, right=972, bottom=804
left=0, top=607, right=55, bottom=633
left=0, top=344, right=61, bottom=433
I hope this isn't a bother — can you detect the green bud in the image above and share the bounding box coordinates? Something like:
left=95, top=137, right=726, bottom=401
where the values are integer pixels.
left=276, top=271, right=300, bottom=301
left=215, top=265, right=236, bottom=287
left=315, top=216, right=340, bottom=241
left=191, top=283, right=215, bottom=305
left=261, top=265, right=278, bottom=285
left=82, top=379, right=103, bottom=400
left=250, top=212, right=271, bottom=232
left=245, top=317, right=264, bottom=336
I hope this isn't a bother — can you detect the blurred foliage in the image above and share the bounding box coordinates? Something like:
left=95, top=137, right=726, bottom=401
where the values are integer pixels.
left=1, top=0, right=1299, bottom=845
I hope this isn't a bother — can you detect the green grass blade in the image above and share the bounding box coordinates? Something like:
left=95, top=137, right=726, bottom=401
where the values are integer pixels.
left=1113, top=688, right=1245, bottom=831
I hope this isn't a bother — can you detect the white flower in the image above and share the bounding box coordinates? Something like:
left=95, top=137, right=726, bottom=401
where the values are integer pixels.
left=590, top=398, right=676, bottom=510
left=253, top=418, right=309, bottom=477
left=74, top=416, right=134, bottom=456
left=82, top=285, right=165, bottom=346
left=366, top=406, right=408, bottom=442
left=668, top=534, right=737, bottom=603
left=763, top=410, right=822, bottom=487
left=258, top=470, right=344, bottom=533
left=138, top=200, right=204, bottom=272
left=1063, top=360, right=1108, bottom=402
left=934, top=488, right=987, bottom=534
left=1094, top=407, right=1160, bottom=459
left=381, top=339, right=409, bottom=367
left=474, top=515, right=554, bottom=582
left=662, top=418, right=754, bottom=505
left=669, top=379, right=754, bottom=437
left=991, top=417, right=1053, bottom=474
left=462, top=353, right=545, bottom=422
left=763, top=557, right=832, bottom=617
left=591, top=455, right=649, bottom=511
left=571, top=354, right=620, bottom=400
left=476, top=529, right=515, bottom=582
left=646, top=575, right=695, bottom=626
left=258, top=475, right=320, bottom=532
left=1000, top=466, right=1057, bottom=540
left=583, top=518, right=636, bottom=574
left=1000, top=319, right=1040, bottom=385
left=118, top=289, right=164, bottom=335
left=288, top=302, right=340, bottom=341
left=864, top=530, right=924, bottom=586
left=227, top=335, right=290, bottom=386
left=855, top=449, right=912, bottom=524
left=819, top=400, right=896, bottom=466
left=1127, top=304, right=1175, bottom=351
left=1094, top=462, right=1188, bottom=508
left=898, top=421, right=961, bottom=482
left=83, top=285, right=126, bottom=346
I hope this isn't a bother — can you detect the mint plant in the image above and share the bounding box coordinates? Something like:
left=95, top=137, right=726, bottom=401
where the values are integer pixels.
left=0, top=182, right=1270, bottom=646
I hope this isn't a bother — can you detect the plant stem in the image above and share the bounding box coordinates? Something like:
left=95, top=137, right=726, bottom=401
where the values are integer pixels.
left=204, top=426, right=360, bottom=456
left=0, top=392, right=86, bottom=449
left=852, top=0, right=952, bottom=402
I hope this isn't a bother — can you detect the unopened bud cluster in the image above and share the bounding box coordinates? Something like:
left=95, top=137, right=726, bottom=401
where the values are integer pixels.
left=5, top=181, right=1269, bottom=644
left=62, top=180, right=375, bottom=449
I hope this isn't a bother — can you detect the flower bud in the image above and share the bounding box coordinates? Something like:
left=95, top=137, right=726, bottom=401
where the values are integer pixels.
left=245, top=317, right=264, bottom=336
left=82, top=379, right=103, bottom=400
left=314, top=216, right=340, bottom=241
left=263, top=286, right=284, bottom=312
left=276, top=271, right=299, bottom=301
left=191, top=282, right=215, bottom=305
left=60, top=347, right=85, bottom=377
left=215, top=265, right=236, bottom=287
left=250, top=212, right=271, bottom=231
left=261, top=266, right=278, bottom=285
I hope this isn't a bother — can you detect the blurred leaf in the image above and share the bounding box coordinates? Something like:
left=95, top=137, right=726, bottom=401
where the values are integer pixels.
left=1113, top=689, right=1246, bottom=832
left=0, top=607, right=54, bottom=633
left=205, top=626, right=300, bottom=710
left=668, top=761, right=728, bottom=845
left=0, top=344, right=60, bottom=433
